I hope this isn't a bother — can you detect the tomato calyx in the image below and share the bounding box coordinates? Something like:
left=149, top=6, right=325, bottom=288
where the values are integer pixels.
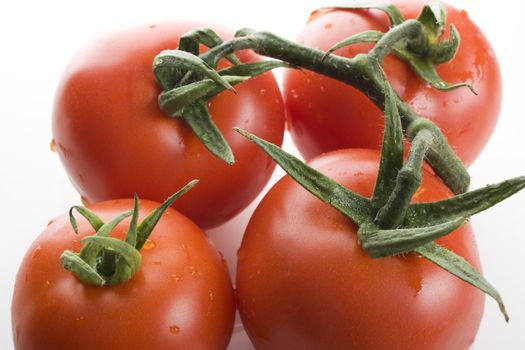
left=152, top=28, right=292, bottom=165
left=234, top=71, right=525, bottom=321
left=321, top=2, right=473, bottom=93
left=61, top=180, right=198, bottom=286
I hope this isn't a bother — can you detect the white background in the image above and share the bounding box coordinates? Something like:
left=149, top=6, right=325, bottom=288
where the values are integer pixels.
left=1, top=1, right=524, bottom=349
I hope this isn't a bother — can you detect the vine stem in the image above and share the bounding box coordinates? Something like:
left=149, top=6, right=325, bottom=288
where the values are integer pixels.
left=375, top=128, right=434, bottom=228
left=368, top=19, right=422, bottom=63
left=201, top=27, right=470, bottom=194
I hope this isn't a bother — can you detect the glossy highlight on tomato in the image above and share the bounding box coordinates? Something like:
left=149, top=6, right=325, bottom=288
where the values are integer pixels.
left=52, top=21, right=285, bottom=229
left=283, top=0, right=501, bottom=166
left=236, top=149, right=484, bottom=349
left=12, top=198, right=235, bottom=350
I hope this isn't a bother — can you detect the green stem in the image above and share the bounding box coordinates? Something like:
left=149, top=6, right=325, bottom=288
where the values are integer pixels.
left=376, top=128, right=434, bottom=228
left=368, top=19, right=423, bottom=63
left=371, top=77, right=404, bottom=210
left=405, top=117, right=469, bottom=194
left=97, top=249, right=117, bottom=277
left=202, top=29, right=470, bottom=194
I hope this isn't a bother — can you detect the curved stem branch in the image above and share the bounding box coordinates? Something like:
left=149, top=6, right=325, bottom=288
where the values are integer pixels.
left=202, top=29, right=469, bottom=194
left=405, top=117, right=469, bottom=194
left=375, top=129, right=434, bottom=228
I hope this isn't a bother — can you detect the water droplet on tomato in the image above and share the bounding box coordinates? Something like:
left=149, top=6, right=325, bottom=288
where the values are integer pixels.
left=189, top=266, right=197, bottom=276
left=259, top=88, right=266, bottom=95
left=171, top=274, right=182, bottom=282
left=143, top=240, right=156, bottom=250
left=50, top=139, right=57, bottom=152
left=169, top=325, right=180, bottom=334
left=32, top=246, right=42, bottom=258
left=411, top=277, right=424, bottom=297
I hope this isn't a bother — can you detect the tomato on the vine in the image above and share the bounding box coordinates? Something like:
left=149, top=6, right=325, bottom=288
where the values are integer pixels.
left=283, top=0, right=500, bottom=166
left=236, top=149, right=484, bottom=349
left=12, top=197, right=235, bottom=350
left=52, top=20, right=285, bottom=229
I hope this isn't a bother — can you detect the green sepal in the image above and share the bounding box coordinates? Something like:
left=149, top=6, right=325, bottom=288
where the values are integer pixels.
left=181, top=104, right=234, bottom=164
left=125, top=194, right=140, bottom=247
left=153, top=49, right=235, bottom=92
left=416, top=242, right=509, bottom=322
left=79, top=210, right=133, bottom=266
left=323, top=30, right=384, bottom=60
left=320, top=3, right=404, bottom=26
left=60, top=251, right=106, bottom=287
left=81, top=236, right=142, bottom=285
left=158, top=61, right=290, bottom=117
left=136, top=179, right=199, bottom=250
left=429, top=24, right=460, bottom=64
left=371, top=79, right=404, bottom=210
left=179, top=28, right=241, bottom=67
left=417, top=3, right=447, bottom=40
left=62, top=181, right=198, bottom=287
left=235, top=128, right=373, bottom=225
left=397, top=52, right=475, bottom=93
left=405, top=176, right=525, bottom=227
left=69, top=206, right=104, bottom=233
left=359, top=216, right=465, bottom=258
left=159, top=76, right=249, bottom=116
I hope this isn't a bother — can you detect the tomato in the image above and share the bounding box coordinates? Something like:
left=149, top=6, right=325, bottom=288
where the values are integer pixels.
left=11, top=198, right=235, bottom=350
left=236, top=149, right=484, bottom=349
left=283, top=0, right=500, bottom=166
left=52, top=21, right=285, bottom=229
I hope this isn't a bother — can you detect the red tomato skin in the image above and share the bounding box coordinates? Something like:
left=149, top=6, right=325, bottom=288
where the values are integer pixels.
left=52, top=21, right=285, bottom=229
left=236, top=149, right=484, bottom=350
left=283, top=0, right=501, bottom=166
left=12, top=199, right=235, bottom=350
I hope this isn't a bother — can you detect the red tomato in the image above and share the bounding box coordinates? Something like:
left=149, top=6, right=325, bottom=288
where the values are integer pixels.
left=283, top=0, right=500, bottom=166
left=12, top=199, right=235, bottom=350
left=236, top=149, right=484, bottom=349
left=52, top=21, right=285, bottom=229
